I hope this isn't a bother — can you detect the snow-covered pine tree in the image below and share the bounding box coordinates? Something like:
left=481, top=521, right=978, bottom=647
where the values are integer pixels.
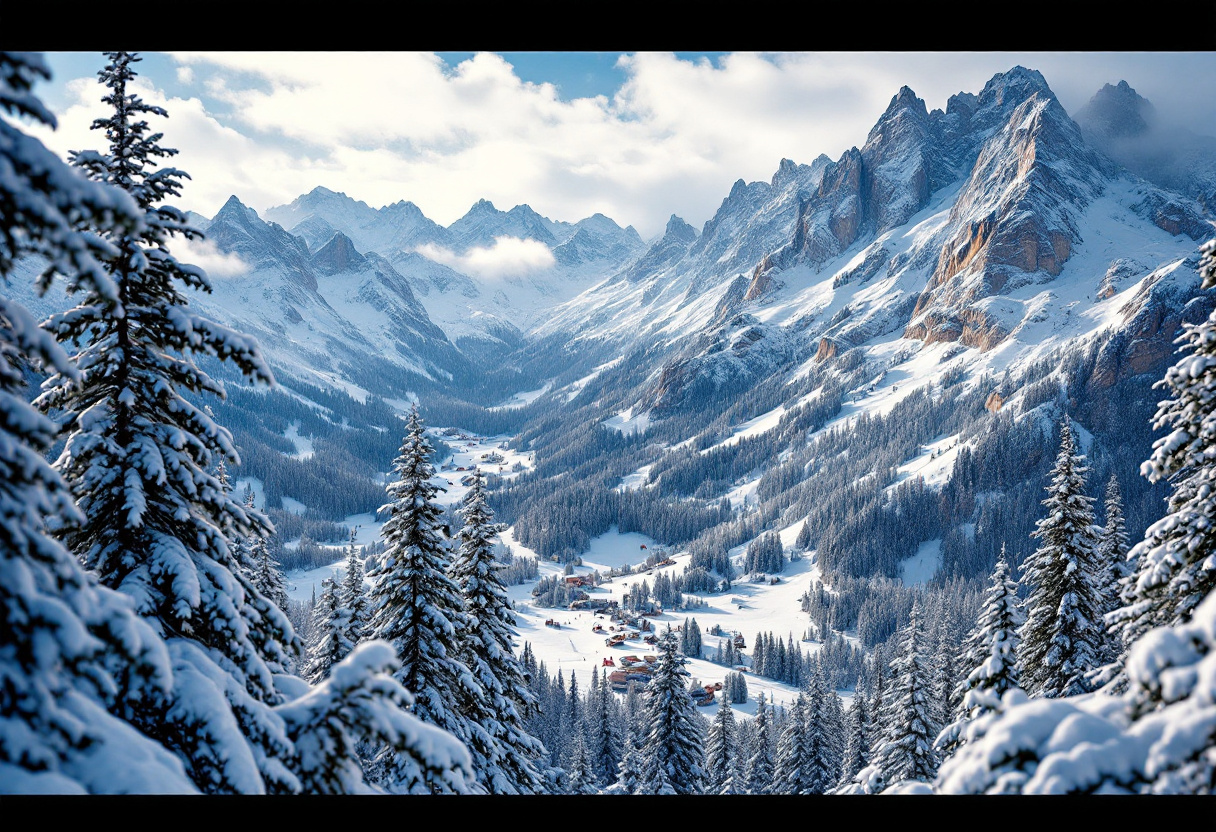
left=774, top=692, right=809, bottom=794
left=587, top=667, right=622, bottom=789
left=250, top=518, right=288, bottom=612
left=1017, top=419, right=1103, bottom=699
left=304, top=578, right=354, bottom=685
left=611, top=719, right=645, bottom=795
left=796, top=519, right=812, bottom=552
left=639, top=626, right=705, bottom=794
left=837, top=677, right=872, bottom=788
left=278, top=641, right=473, bottom=795
left=935, top=239, right=1216, bottom=795
left=36, top=51, right=312, bottom=793
left=936, top=546, right=1023, bottom=758
left=870, top=600, right=939, bottom=788
left=0, top=50, right=195, bottom=794
left=704, top=687, right=737, bottom=795
left=450, top=467, right=545, bottom=794
left=742, top=691, right=774, bottom=794
left=564, top=729, right=598, bottom=795
left=366, top=406, right=493, bottom=793
left=339, top=526, right=369, bottom=649
left=804, top=659, right=842, bottom=793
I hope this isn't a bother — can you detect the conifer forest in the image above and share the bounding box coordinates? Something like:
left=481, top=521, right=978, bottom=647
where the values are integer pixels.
left=3, top=50, right=1216, bottom=797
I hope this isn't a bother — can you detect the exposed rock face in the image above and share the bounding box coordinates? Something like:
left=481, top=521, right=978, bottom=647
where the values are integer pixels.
left=311, top=232, right=368, bottom=275
left=1088, top=258, right=1215, bottom=397
left=815, top=337, right=839, bottom=362
left=620, top=214, right=697, bottom=284
left=985, top=390, right=1005, bottom=412
left=832, top=244, right=889, bottom=289
left=1098, top=258, right=1146, bottom=300
left=207, top=195, right=318, bottom=292
left=905, top=72, right=1112, bottom=351
left=644, top=313, right=793, bottom=414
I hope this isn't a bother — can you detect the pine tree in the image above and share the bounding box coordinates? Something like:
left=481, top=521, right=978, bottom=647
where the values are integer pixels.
left=304, top=578, right=354, bottom=685
left=639, top=626, right=705, bottom=794
left=936, top=547, right=1023, bottom=757
left=37, top=51, right=311, bottom=793
left=366, top=406, right=492, bottom=793
left=796, top=519, right=812, bottom=552
left=704, top=688, right=738, bottom=795
left=587, top=668, right=622, bottom=789
left=742, top=691, right=774, bottom=794
left=612, top=719, right=645, bottom=795
left=804, top=660, right=841, bottom=793
left=1017, top=419, right=1103, bottom=698
left=774, top=692, right=809, bottom=794
left=0, top=50, right=195, bottom=793
left=339, top=526, right=369, bottom=648
left=564, top=729, right=598, bottom=795
left=278, top=642, right=473, bottom=795
left=250, top=518, right=288, bottom=612
left=450, top=467, right=545, bottom=793
left=871, top=600, right=939, bottom=787
left=838, top=678, right=872, bottom=788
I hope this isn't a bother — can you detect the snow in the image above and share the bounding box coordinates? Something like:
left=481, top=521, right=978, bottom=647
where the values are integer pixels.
left=887, top=434, right=967, bottom=492
left=493, top=525, right=831, bottom=716
left=602, top=407, right=651, bottom=436
left=562, top=357, right=622, bottom=402
left=284, top=422, right=314, bottom=460
left=281, top=496, right=308, bottom=516
left=233, top=476, right=266, bottom=509
left=722, top=474, right=763, bottom=511
left=493, top=382, right=551, bottom=410
left=615, top=463, right=654, bottom=492
left=899, top=538, right=942, bottom=586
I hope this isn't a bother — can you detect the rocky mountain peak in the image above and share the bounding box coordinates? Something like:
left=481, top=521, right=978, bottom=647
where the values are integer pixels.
left=1074, top=79, right=1156, bottom=140
left=214, top=194, right=260, bottom=224
left=311, top=231, right=368, bottom=275
left=664, top=214, right=697, bottom=243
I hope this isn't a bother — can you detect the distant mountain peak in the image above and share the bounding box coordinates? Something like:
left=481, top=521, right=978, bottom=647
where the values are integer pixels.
left=1075, top=79, right=1156, bottom=139
left=312, top=231, right=368, bottom=275
left=214, top=194, right=259, bottom=222
left=664, top=214, right=697, bottom=241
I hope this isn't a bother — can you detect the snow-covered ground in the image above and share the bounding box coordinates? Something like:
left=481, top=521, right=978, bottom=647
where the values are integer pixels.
left=603, top=407, right=651, bottom=436
left=499, top=524, right=830, bottom=715
left=900, top=538, right=943, bottom=586
left=282, top=419, right=832, bottom=716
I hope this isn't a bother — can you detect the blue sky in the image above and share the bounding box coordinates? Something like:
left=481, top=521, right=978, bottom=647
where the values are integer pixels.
left=32, top=51, right=1216, bottom=240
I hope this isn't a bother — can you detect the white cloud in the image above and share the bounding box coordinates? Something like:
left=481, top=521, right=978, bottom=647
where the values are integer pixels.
left=415, top=236, right=555, bottom=280
left=175, top=236, right=251, bottom=279
left=36, top=51, right=1216, bottom=241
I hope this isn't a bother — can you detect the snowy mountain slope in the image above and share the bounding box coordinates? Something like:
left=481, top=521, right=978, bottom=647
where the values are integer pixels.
left=192, top=195, right=467, bottom=394
left=263, top=190, right=647, bottom=343
left=524, top=67, right=1213, bottom=431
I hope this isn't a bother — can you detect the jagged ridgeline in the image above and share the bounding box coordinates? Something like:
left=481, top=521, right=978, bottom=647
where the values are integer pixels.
left=10, top=59, right=1212, bottom=685
left=12, top=66, right=1200, bottom=617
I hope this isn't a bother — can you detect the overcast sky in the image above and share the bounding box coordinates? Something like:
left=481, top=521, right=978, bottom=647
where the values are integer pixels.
left=32, top=51, right=1216, bottom=241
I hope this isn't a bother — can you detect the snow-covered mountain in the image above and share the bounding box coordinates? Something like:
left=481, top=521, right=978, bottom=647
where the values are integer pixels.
left=189, top=195, right=467, bottom=395
left=261, top=189, right=646, bottom=351
left=525, top=67, right=1212, bottom=427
